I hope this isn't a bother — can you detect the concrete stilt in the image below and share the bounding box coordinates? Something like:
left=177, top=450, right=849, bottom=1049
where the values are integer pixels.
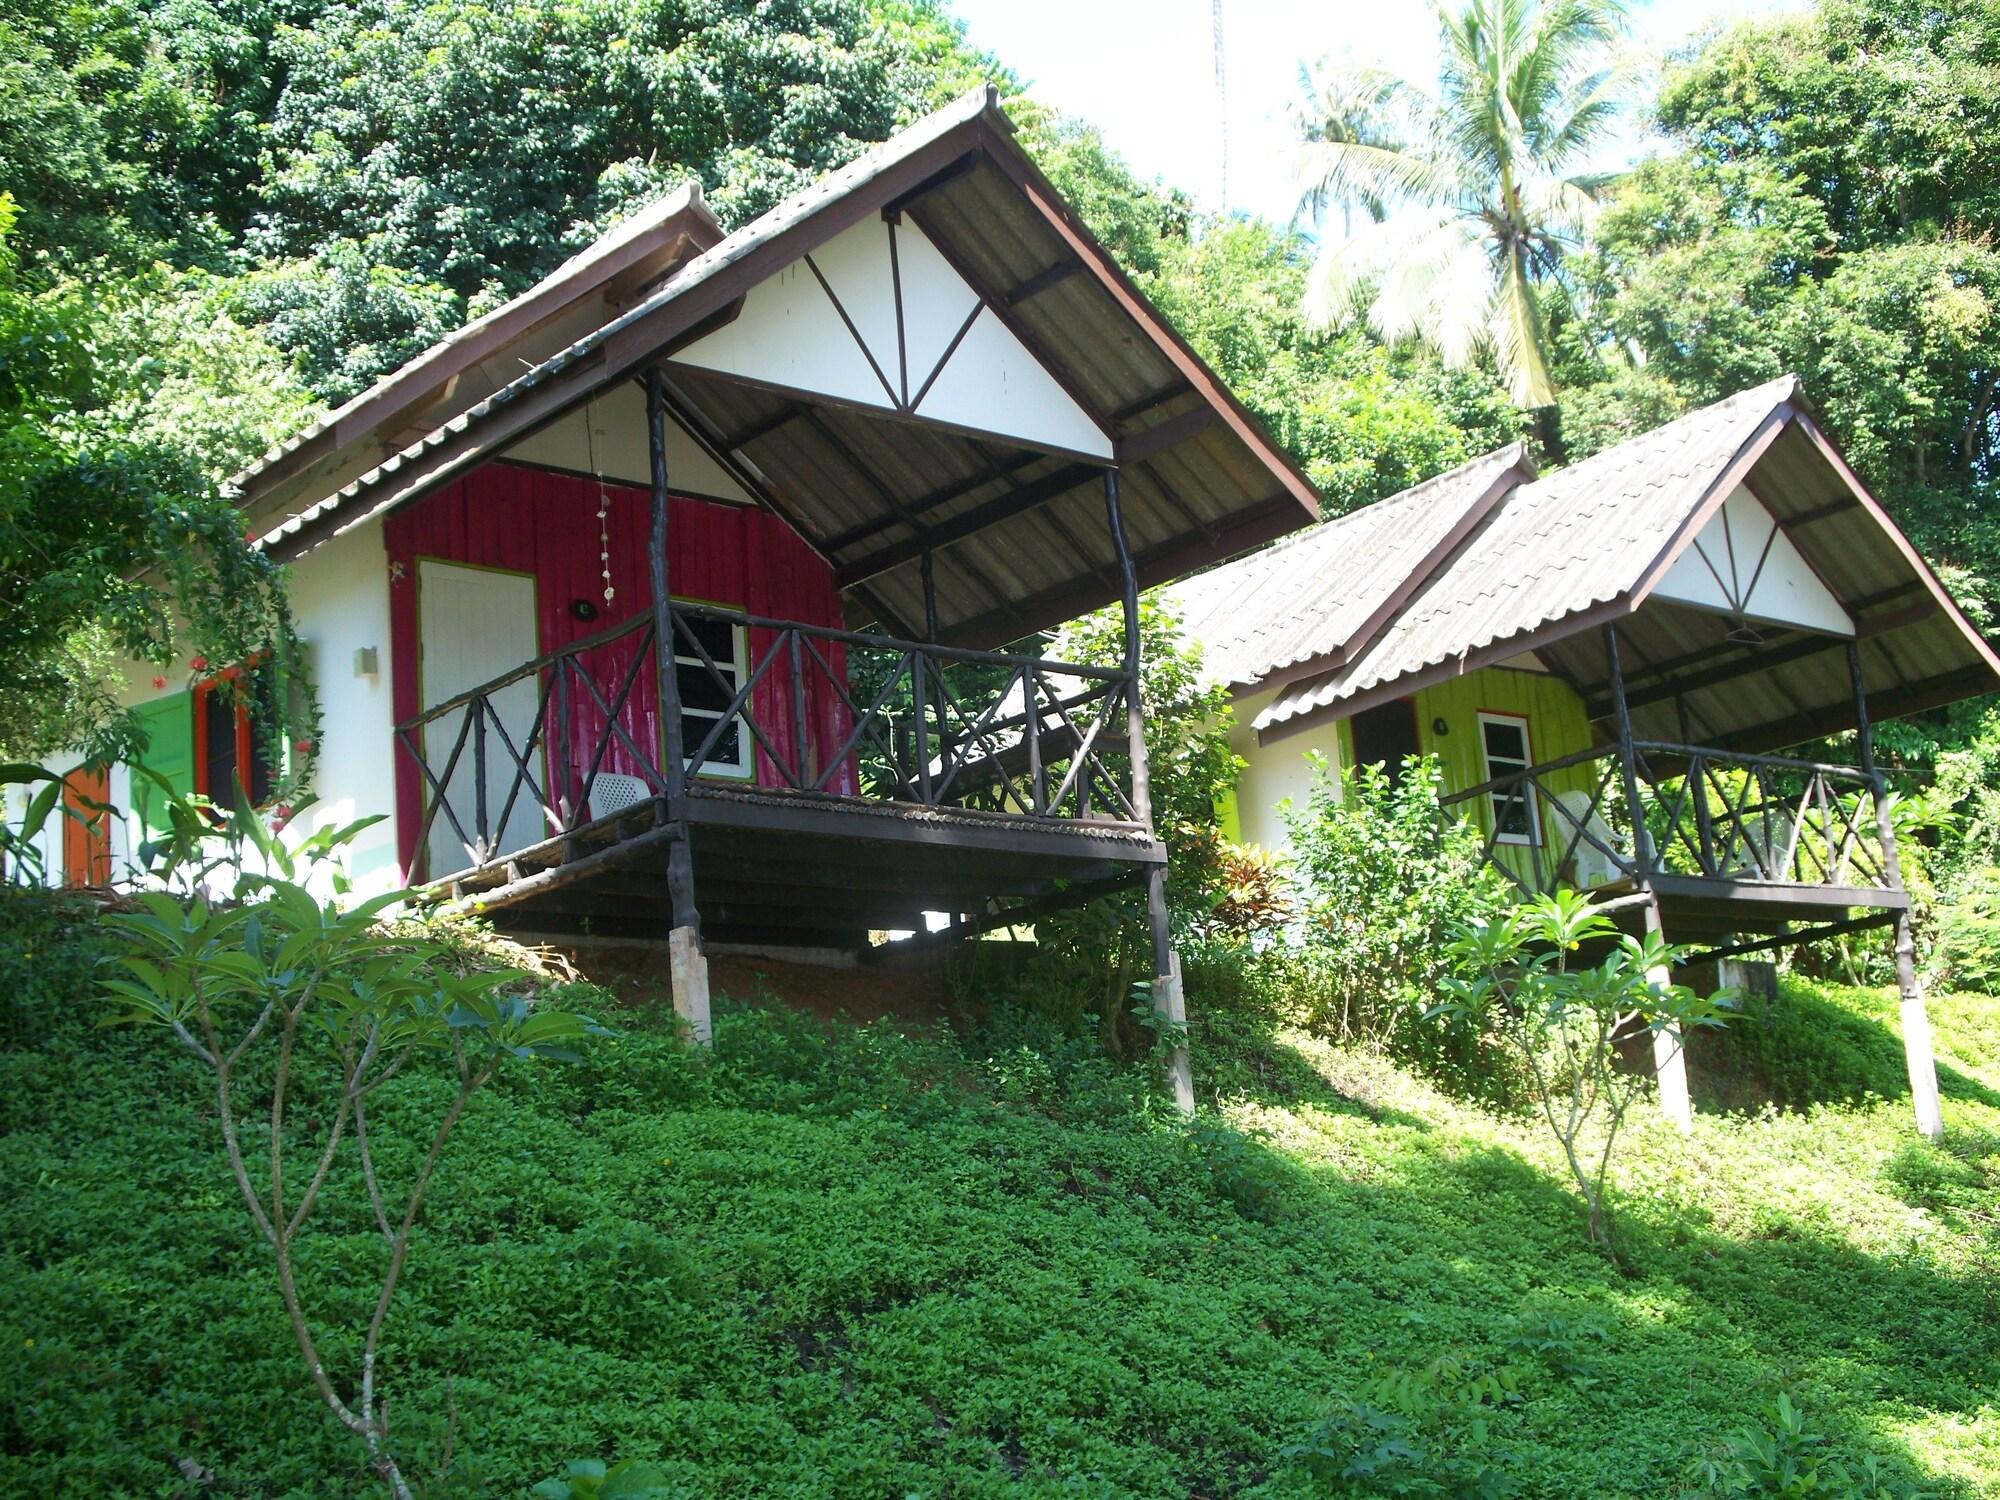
left=1155, top=949, right=1194, bottom=1117
left=1642, top=898, right=1693, bottom=1133
left=669, top=924, right=712, bottom=1046
left=1892, top=911, right=1944, bottom=1140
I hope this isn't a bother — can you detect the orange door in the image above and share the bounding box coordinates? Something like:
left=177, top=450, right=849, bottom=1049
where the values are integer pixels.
left=62, top=765, right=112, bottom=887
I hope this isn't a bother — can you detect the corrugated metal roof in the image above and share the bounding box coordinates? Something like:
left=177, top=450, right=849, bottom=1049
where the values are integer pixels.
left=1161, top=444, right=1529, bottom=687
left=1258, top=376, right=1800, bottom=732
left=239, top=88, right=1323, bottom=650
left=1250, top=375, right=2000, bottom=752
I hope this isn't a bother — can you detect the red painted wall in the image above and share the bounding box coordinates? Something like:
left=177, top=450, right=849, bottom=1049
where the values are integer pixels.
left=385, top=461, right=852, bottom=877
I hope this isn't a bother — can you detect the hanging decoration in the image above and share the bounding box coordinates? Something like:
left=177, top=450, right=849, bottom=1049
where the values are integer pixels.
left=585, top=396, right=615, bottom=607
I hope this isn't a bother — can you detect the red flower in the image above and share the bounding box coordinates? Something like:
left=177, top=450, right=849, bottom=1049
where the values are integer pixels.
left=151, top=675, right=167, bottom=690
left=188, top=654, right=208, bottom=672
left=272, top=803, right=294, bottom=831
left=293, top=738, right=313, bottom=755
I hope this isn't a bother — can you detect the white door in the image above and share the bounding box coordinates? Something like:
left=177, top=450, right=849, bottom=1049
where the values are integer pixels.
left=418, top=561, right=543, bottom=878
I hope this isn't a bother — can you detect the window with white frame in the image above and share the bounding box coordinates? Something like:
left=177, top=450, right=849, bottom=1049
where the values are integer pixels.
left=1478, top=712, right=1537, bottom=845
left=673, top=611, right=754, bottom=778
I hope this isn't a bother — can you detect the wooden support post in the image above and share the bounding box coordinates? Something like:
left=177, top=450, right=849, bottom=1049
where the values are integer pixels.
left=1106, top=468, right=1186, bottom=1111
left=1105, top=468, right=1153, bottom=828
left=647, top=365, right=710, bottom=1046
left=1608, top=626, right=1690, bottom=1130
left=1603, top=625, right=1655, bottom=877
left=1849, top=641, right=1943, bottom=1139
left=1641, top=894, right=1693, bottom=1133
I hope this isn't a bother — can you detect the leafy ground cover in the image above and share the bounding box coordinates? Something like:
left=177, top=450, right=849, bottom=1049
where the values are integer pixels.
left=1, top=897, right=1996, bottom=1497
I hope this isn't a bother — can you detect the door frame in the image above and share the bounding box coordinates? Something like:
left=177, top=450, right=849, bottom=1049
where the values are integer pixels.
left=412, top=556, right=546, bottom=881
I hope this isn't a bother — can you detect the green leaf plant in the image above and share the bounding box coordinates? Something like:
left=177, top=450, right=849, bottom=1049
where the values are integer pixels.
left=98, top=785, right=608, bottom=1498
left=1431, top=889, right=1734, bottom=1260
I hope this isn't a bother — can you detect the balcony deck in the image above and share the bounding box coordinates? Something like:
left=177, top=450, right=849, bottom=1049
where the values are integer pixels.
left=397, top=601, right=1164, bottom=947
left=1441, top=739, right=1908, bottom=957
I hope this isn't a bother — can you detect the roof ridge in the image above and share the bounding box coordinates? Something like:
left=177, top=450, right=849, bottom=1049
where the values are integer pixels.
left=1206, top=440, right=1531, bottom=570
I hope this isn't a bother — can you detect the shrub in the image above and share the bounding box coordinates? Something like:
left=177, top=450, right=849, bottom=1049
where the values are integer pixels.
left=98, top=791, right=607, bottom=1498
left=1929, top=862, right=2000, bottom=993
left=1281, top=1350, right=1523, bottom=1498
left=1434, top=890, right=1733, bottom=1258
left=1281, top=755, right=1507, bottom=1049
left=1689, top=1392, right=1922, bottom=1498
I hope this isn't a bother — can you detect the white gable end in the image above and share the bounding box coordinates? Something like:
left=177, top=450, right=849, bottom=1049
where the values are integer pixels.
left=505, top=380, right=755, bottom=503
left=671, top=217, right=1112, bottom=460
left=1655, top=486, right=1853, bottom=636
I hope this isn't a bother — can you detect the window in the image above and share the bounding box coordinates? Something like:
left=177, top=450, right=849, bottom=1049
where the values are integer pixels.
left=1478, top=712, right=1536, bottom=845
left=193, top=660, right=281, bottom=807
left=673, top=612, right=753, bottom=778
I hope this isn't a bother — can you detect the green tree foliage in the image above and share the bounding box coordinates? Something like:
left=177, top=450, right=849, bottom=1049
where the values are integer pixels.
left=1557, top=0, right=2000, bottom=817
left=0, top=198, right=310, bottom=761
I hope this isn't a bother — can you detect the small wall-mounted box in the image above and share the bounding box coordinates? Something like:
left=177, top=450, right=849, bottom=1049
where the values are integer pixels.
left=353, top=646, right=380, bottom=680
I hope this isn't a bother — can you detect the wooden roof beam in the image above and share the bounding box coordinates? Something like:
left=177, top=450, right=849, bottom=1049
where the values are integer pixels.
left=834, top=462, right=1101, bottom=588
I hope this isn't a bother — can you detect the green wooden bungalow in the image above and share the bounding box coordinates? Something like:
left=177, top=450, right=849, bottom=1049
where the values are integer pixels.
left=1166, top=377, right=2000, bottom=1137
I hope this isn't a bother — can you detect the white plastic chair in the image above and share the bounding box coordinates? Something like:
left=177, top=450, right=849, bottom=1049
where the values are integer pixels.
left=1734, top=806, right=1798, bottom=881
left=589, top=771, right=655, bottom=822
left=1552, top=790, right=1631, bottom=888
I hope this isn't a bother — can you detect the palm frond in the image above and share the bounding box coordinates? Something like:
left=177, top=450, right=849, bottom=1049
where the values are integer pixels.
left=1293, top=138, right=1459, bottom=222
left=1491, top=243, right=1556, bottom=407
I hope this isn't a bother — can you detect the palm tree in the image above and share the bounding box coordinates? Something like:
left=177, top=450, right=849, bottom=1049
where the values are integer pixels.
left=1292, top=0, right=1632, bottom=410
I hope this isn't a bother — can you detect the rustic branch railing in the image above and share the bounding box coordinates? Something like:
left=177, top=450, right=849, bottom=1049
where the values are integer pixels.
left=394, top=603, right=1140, bottom=879
left=1440, top=740, right=1896, bottom=900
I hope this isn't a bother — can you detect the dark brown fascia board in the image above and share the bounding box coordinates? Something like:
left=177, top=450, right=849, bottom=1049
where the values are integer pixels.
left=240, top=204, right=722, bottom=521
left=272, top=94, right=1329, bottom=608
left=1226, top=447, right=1533, bottom=698
left=270, top=112, right=1002, bottom=557
left=1252, top=404, right=1796, bottom=746
left=967, top=116, right=1323, bottom=523
left=1254, top=594, right=1640, bottom=748
left=900, top=199, right=1119, bottom=448
left=1788, top=410, right=2000, bottom=686
left=1624, top=401, right=1796, bottom=612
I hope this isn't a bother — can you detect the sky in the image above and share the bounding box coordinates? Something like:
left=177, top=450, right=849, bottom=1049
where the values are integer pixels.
left=947, top=0, right=1808, bottom=229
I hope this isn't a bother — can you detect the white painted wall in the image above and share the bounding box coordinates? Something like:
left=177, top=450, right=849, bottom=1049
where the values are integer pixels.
left=44, top=515, right=407, bottom=900
left=1227, top=684, right=1343, bottom=852
left=286, top=517, right=401, bottom=895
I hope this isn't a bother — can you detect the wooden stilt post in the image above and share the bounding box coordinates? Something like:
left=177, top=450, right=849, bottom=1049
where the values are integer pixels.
left=1607, top=624, right=1691, bottom=1130
left=1105, top=468, right=1190, bottom=1113
left=1850, top=641, right=1942, bottom=1139
left=647, top=366, right=710, bottom=1045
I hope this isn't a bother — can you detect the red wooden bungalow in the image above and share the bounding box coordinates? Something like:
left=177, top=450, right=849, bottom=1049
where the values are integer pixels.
left=169, top=87, right=1325, bottom=1100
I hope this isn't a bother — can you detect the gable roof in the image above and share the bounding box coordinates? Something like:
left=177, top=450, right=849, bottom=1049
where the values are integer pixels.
left=1201, top=375, right=2000, bottom=752
left=234, top=88, right=1324, bottom=651
left=1161, top=443, right=1530, bottom=689
left=233, top=183, right=724, bottom=508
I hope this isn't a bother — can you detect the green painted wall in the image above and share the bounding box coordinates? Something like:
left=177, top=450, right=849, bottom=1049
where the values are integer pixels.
left=1409, top=666, right=1599, bottom=887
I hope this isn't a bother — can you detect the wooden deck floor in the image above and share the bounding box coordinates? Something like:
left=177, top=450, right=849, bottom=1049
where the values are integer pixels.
left=422, top=785, right=1164, bottom=948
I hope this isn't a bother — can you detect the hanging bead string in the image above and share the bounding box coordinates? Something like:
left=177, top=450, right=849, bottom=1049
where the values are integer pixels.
left=584, top=395, right=615, bottom=606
